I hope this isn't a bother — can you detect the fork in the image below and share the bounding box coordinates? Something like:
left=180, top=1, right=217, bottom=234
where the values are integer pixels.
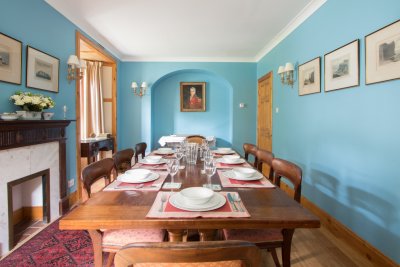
left=159, top=194, right=167, bottom=212
left=233, top=194, right=244, bottom=212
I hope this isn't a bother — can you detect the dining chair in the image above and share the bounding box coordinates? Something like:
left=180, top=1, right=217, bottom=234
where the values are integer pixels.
left=243, top=143, right=258, bottom=167
left=256, top=148, right=274, bottom=182
left=81, top=158, right=165, bottom=267
left=135, top=142, right=147, bottom=162
left=114, top=241, right=263, bottom=267
left=186, top=135, right=205, bottom=145
left=113, top=148, right=134, bottom=175
left=223, top=158, right=303, bottom=267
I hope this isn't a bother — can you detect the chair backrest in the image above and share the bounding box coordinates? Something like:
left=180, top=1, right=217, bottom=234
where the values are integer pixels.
left=243, top=143, right=258, bottom=167
left=186, top=135, right=205, bottom=145
left=113, top=148, right=134, bottom=174
left=114, top=241, right=262, bottom=267
left=256, top=149, right=274, bottom=181
left=135, top=142, right=147, bottom=162
left=81, top=158, right=114, bottom=198
left=272, top=158, right=302, bottom=203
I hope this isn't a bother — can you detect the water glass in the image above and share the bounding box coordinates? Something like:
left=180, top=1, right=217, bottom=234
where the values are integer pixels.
left=168, top=159, right=180, bottom=184
left=186, top=143, right=198, bottom=165
left=175, top=147, right=185, bottom=169
left=204, top=160, right=216, bottom=189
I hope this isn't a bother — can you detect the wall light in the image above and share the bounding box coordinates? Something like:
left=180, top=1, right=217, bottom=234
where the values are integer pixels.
left=277, top=62, right=294, bottom=87
left=131, top=81, right=148, bottom=97
left=67, top=55, right=86, bottom=83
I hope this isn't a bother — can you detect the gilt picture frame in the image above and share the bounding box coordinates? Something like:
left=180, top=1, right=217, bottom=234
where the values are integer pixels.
left=324, top=39, right=359, bottom=92
left=298, top=57, right=321, bottom=96
left=26, top=46, right=59, bottom=93
left=366, top=19, right=400, bottom=85
left=180, top=82, right=206, bottom=112
left=0, top=32, right=22, bottom=85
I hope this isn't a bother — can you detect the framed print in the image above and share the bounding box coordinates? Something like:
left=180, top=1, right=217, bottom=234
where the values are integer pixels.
left=180, top=82, right=206, bottom=112
left=298, top=57, right=321, bottom=96
left=26, top=46, right=59, bottom=93
left=324, top=39, right=359, bottom=92
left=0, top=32, right=22, bottom=85
left=366, top=19, right=400, bottom=84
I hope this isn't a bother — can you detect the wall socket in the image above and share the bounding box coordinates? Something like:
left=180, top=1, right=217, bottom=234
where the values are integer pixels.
left=68, top=179, right=74, bottom=188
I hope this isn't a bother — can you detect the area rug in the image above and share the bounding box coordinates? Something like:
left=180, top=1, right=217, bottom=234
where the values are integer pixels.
left=0, top=219, right=103, bottom=266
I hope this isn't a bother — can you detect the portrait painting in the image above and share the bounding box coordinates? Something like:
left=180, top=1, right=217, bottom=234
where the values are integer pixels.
left=180, top=82, right=206, bottom=112
left=298, top=57, right=320, bottom=96
left=366, top=19, right=400, bottom=84
left=26, top=46, right=59, bottom=93
left=0, top=32, right=22, bottom=85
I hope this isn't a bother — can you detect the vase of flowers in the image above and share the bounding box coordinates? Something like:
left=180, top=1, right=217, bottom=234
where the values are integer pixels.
left=10, top=91, right=55, bottom=120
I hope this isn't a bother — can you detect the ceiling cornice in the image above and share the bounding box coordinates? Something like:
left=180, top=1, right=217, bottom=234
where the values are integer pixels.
left=120, top=56, right=256, bottom=63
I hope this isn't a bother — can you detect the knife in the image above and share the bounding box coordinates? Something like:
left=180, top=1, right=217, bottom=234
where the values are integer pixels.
left=227, top=193, right=239, bottom=212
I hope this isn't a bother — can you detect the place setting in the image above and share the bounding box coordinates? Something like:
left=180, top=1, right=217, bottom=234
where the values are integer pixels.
left=104, top=168, right=168, bottom=191
left=133, top=155, right=168, bottom=170
left=218, top=167, right=276, bottom=188
left=212, top=147, right=237, bottom=157
left=215, top=155, right=251, bottom=169
left=146, top=187, right=250, bottom=218
left=152, top=147, right=176, bottom=158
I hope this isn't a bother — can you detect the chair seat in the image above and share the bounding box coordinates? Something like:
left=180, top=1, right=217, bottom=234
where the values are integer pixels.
left=102, top=229, right=165, bottom=248
left=135, top=260, right=243, bottom=267
left=223, top=228, right=282, bottom=243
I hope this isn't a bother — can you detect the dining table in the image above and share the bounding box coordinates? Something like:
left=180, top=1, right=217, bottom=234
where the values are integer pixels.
left=59, top=150, right=320, bottom=267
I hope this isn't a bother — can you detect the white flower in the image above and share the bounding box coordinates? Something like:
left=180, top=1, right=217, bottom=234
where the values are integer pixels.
left=32, top=96, right=41, bottom=105
left=15, top=100, right=24, bottom=106
left=23, top=96, right=33, bottom=104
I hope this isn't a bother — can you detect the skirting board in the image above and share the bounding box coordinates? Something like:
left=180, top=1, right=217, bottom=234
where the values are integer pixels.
left=12, top=207, right=43, bottom=225
left=68, top=190, right=78, bottom=208
left=280, top=182, right=397, bottom=267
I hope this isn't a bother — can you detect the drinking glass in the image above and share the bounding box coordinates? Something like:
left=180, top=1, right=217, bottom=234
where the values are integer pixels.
left=186, top=143, right=198, bottom=165
left=204, top=160, right=216, bottom=190
left=168, top=159, right=180, bottom=185
left=175, top=147, right=185, bottom=169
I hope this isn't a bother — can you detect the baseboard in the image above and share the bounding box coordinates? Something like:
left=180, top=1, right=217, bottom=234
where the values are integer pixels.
left=12, top=208, right=24, bottom=225
left=13, top=206, right=43, bottom=225
left=280, top=182, right=397, bottom=267
left=68, top=190, right=79, bottom=208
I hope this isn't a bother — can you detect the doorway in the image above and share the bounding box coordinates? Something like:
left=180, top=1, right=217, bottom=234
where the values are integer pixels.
left=75, top=31, right=117, bottom=201
left=257, top=72, right=273, bottom=176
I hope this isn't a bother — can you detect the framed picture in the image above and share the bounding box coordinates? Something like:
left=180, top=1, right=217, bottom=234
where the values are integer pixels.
left=0, top=32, right=22, bottom=85
left=298, top=57, right=321, bottom=96
left=366, top=19, right=400, bottom=84
left=324, top=39, right=359, bottom=92
left=180, top=82, right=206, bottom=112
left=26, top=46, right=59, bottom=93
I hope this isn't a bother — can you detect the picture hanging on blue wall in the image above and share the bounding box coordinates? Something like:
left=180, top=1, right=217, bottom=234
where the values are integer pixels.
left=180, top=82, right=206, bottom=112
left=0, top=32, right=22, bottom=85
left=298, top=57, right=321, bottom=96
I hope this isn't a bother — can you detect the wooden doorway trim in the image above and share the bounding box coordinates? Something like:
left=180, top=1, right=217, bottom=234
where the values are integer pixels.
left=75, top=31, right=118, bottom=202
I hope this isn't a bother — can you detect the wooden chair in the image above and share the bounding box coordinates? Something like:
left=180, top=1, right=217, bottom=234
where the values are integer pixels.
left=243, top=143, right=258, bottom=167
left=223, top=158, right=303, bottom=267
left=256, top=148, right=274, bottom=181
left=113, top=148, right=134, bottom=175
left=135, top=142, right=147, bottom=162
left=82, top=158, right=165, bottom=267
left=114, top=241, right=263, bottom=267
left=186, top=135, right=205, bottom=145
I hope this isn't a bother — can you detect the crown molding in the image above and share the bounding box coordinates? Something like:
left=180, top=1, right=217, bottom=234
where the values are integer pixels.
left=254, top=0, right=327, bottom=62
left=121, top=56, right=256, bottom=63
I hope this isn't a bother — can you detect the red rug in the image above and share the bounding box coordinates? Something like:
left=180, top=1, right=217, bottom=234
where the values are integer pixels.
left=0, top=219, right=99, bottom=266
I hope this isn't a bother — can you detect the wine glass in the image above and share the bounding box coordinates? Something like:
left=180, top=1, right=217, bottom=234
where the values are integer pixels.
left=175, top=147, right=185, bottom=169
left=168, top=159, right=180, bottom=186
left=201, top=149, right=213, bottom=174
left=204, top=160, right=216, bottom=190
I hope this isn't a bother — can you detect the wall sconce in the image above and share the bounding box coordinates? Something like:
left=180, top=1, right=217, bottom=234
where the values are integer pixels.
left=277, top=62, right=294, bottom=87
left=131, top=82, right=148, bottom=97
left=67, top=55, right=86, bottom=83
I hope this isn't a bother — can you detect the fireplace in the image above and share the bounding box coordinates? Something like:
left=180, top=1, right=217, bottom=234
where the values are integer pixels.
left=0, top=120, right=72, bottom=255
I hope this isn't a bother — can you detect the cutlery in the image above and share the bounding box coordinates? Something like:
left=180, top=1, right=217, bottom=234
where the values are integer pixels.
left=233, top=194, right=244, bottom=212
left=227, top=193, right=239, bottom=212
left=115, top=184, right=158, bottom=189
left=159, top=194, right=167, bottom=212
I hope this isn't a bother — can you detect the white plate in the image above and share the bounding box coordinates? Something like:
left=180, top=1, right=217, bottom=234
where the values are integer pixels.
left=222, top=170, right=263, bottom=181
left=214, top=149, right=235, bottom=155
left=117, top=172, right=159, bottom=183
left=216, top=158, right=245, bottom=165
left=154, top=150, right=175, bottom=155
left=169, top=192, right=226, bottom=211
left=139, top=158, right=167, bottom=165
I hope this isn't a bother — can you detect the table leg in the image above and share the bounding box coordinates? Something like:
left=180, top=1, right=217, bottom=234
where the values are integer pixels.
left=281, top=228, right=294, bottom=267
left=167, top=229, right=186, bottom=242
left=88, top=230, right=103, bottom=267
left=198, top=229, right=217, bottom=241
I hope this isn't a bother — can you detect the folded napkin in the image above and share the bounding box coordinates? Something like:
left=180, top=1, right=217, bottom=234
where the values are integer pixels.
left=146, top=191, right=250, bottom=219
left=217, top=170, right=275, bottom=188
left=104, top=171, right=168, bottom=191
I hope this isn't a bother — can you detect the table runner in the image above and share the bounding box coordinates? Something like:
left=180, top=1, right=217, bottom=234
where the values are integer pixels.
left=217, top=170, right=276, bottom=188
left=146, top=191, right=250, bottom=218
left=104, top=171, right=168, bottom=191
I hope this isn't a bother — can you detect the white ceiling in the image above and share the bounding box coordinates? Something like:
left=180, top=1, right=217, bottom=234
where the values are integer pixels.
left=45, top=0, right=326, bottom=62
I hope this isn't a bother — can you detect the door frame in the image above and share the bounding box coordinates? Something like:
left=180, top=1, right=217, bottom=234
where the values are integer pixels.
left=257, top=71, right=273, bottom=150
left=74, top=31, right=118, bottom=201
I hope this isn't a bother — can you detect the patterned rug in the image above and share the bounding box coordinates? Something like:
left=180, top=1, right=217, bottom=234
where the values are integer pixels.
left=0, top=219, right=102, bottom=266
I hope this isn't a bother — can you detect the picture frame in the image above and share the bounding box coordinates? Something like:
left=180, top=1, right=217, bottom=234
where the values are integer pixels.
left=180, top=82, right=206, bottom=112
left=324, top=39, right=359, bottom=92
left=365, top=19, right=400, bottom=85
left=298, top=57, right=321, bottom=96
left=0, top=32, right=22, bottom=85
left=26, top=46, right=59, bottom=93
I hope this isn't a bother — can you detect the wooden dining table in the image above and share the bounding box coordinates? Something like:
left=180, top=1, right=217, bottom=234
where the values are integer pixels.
left=60, top=154, right=320, bottom=267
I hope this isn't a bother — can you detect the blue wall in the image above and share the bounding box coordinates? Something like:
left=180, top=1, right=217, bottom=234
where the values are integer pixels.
left=118, top=62, right=257, bottom=152
left=257, top=0, right=400, bottom=262
left=0, top=0, right=119, bottom=193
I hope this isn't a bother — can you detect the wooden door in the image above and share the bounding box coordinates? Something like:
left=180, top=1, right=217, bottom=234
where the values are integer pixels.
left=257, top=72, right=273, bottom=176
